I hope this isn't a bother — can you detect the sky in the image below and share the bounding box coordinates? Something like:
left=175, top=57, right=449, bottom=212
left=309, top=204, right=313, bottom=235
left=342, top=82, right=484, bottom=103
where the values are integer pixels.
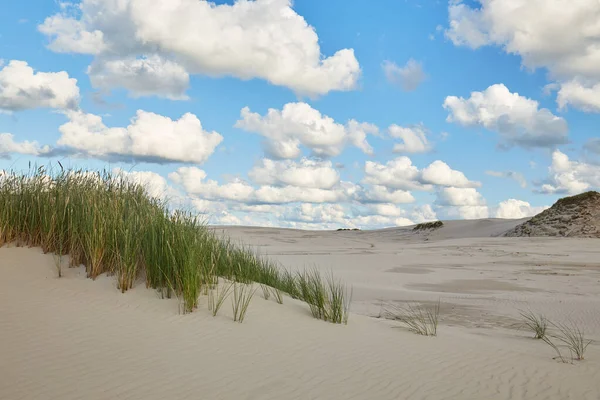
left=0, top=0, right=599, bottom=229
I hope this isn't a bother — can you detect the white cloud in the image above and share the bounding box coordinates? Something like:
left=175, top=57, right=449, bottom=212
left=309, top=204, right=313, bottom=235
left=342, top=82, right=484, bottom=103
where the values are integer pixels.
left=39, top=14, right=106, bottom=54
left=556, top=80, right=600, bottom=113
left=360, top=185, right=415, bottom=204
left=0, top=60, right=79, bottom=112
left=421, top=160, right=480, bottom=188
left=444, top=84, right=568, bottom=148
left=437, top=187, right=486, bottom=207
left=88, top=55, right=190, bottom=100
left=411, top=204, right=437, bottom=223
left=495, top=199, right=548, bottom=219
left=248, top=158, right=340, bottom=189
left=169, top=166, right=350, bottom=205
left=293, top=203, right=347, bottom=223
left=39, top=0, right=360, bottom=97
left=389, top=124, right=432, bottom=153
left=437, top=187, right=489, bottom=220
left=382, top=59, right=426, bottom=91
left=539, top=150, right=600, bottom=194
left=446, top=0, right=600, bottom=112
left=169, top=167, right=254, bottom=202
left=57, top=110, right=223, bottom=164
left=113, top=168, right=180, bottom=200
left=254, top=185, right=347, bottom=204
left=366, top=203, right=406, bottom=217
left=235, top=102, right=377, bottom=159
left=363, top=157, right=431, bottom=191
left=485, top=170, right=527, bottom=188
left=364, top=157, right=478, bottom=191
left=0, top=133, right=50, bottom=157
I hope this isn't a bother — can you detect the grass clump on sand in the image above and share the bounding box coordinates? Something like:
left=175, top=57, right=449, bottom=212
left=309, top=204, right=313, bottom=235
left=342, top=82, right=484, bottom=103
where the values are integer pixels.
left=0, top=166, right=351, bottom=323
left=518, top=309, right=549, bottom=339
left=297, top=269, right=353, bottom=324
left=542, top=321, right=592, bottom=362
left=384, top=300, right=440, bottom=336
left=413, top=221, right=443, bottom=231
left=516, top=309, right=591, bottom=362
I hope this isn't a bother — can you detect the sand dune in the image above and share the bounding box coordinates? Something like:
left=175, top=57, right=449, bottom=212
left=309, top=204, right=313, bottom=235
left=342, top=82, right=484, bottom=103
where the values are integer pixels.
left=2, top=219, right=600, bottom=399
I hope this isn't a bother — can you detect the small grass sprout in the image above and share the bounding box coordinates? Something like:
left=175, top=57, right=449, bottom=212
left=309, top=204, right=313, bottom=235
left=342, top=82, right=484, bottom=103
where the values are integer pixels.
left=232, top=283, right=257, bottom=323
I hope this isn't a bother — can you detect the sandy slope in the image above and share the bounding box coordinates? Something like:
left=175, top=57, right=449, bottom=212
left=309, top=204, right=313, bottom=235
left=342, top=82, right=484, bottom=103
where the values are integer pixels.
left=2, top=219, right=600, bottom=399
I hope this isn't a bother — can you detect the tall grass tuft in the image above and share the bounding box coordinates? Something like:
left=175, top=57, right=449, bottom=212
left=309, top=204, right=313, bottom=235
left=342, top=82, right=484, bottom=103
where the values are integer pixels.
left=543, top=321, right=592, bottom=362
left=384, top=300, right=440, bottom=336
left=518, top=309, right=548, bottom=339
left=0, top=166, right=352, bottom=322
left=295, top=268, right=352, bottom=324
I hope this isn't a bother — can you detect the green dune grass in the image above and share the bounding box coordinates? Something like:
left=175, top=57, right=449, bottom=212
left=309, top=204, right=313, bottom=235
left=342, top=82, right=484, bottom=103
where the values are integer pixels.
left=0, top=166, right=351, bottom=323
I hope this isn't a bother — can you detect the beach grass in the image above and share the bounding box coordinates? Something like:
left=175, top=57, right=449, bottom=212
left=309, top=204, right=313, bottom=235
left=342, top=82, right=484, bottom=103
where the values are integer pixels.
left=518, top=309, right=549, bottom=339
left=0, top=166, right=351, bottom=323
left=384, top=300, right=440, bottom=336
left=545, top=321, right=592, bottom=361
left=232, top=282, right=257, bottom=323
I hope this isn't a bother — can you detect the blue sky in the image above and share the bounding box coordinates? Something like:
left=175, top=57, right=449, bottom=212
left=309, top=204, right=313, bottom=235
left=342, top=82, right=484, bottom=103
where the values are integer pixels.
left=1, top=0, right=599, bottom=229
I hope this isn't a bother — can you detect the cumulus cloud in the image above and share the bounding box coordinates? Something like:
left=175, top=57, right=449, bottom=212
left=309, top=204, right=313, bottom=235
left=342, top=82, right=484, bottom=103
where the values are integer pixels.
left=363, top=157, right=479, bottom=190
left=444, top=84, right=568, bottom=149
left=495, top=199, right=548, bottom=219
left=235, top=102, right=377, bottom=159
left=411, top=204, right=437, bottom=224
left=0, top=60, right=79, bottom=112
left=0, top=133, right=50, bottom=158
left=248, top=158, right=340, bottom=189
left=56, top=110, right=223, bottom=164
left=556, top=81, right=600, bottom=113
left=421, top=160, right=480, bottom=188
left=363, top=157, right=431, bottom=191
left=446, top=0, right=600, bottom=112
left=169, top=165, right=350, bottom=205
left=539, top=150, right=600, bottom=194
left=88, top=55, right=190, bottom=100
left=39, top=0, right=360, bottom=97
left=389, top=124, right=432, bottom=153
left=437, top=187, right=486, bottom=207
left=382, top=59, right=426, bottom=91
left=485, top=170, right=527, bottom=188
left=113, top=168, right=180, bottom=200
left=436, top=187, right=489, bottom=219
left=360, top=185, right=415, bottom=204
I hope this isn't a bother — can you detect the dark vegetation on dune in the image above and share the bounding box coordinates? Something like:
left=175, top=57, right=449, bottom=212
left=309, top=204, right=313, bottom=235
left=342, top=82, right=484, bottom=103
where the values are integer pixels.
left=413, top=220, right=444, bottom=231
left=0, top=166, right=351, bottom=323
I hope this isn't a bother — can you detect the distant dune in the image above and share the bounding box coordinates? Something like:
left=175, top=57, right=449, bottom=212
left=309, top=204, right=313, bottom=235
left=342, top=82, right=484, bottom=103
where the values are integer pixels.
left=505, top=191, right=600, bottom=238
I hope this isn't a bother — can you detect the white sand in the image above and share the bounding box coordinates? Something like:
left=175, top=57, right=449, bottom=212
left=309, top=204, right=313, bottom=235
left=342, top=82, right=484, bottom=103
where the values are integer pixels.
left=2, top=219, right=600, bottom=399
